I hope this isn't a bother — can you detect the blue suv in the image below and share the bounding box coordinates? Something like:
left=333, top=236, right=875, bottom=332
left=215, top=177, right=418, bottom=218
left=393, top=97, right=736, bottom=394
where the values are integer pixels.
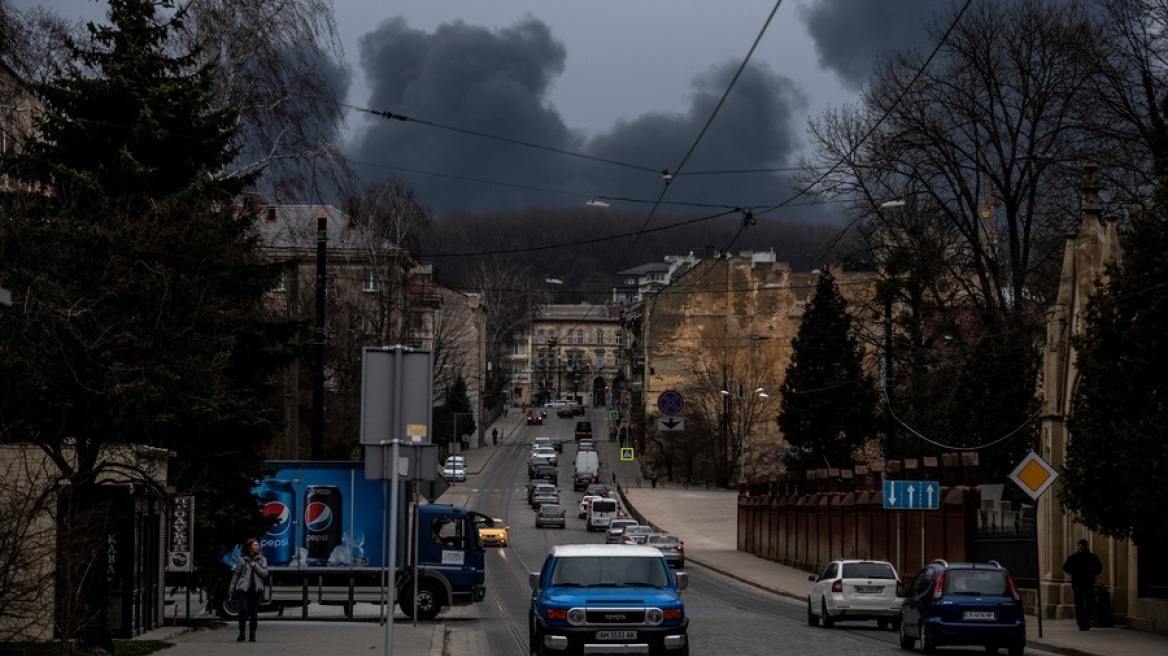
left=529, top=544, right=689, bottom=655
left=899, top=559, right=1026, bottom=655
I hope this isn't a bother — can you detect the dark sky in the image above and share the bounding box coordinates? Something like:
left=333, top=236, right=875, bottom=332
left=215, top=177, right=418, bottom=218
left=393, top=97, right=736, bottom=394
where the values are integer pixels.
left=350, top=16, right=819, bottom=221
left=344, top=2, right=975, bottom=221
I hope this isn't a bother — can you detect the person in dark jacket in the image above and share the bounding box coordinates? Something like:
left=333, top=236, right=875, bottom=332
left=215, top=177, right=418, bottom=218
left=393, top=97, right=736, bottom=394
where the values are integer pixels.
left=1062, top=538, right=1103, bottom=630
left=228, top=537, right=269, bottom=642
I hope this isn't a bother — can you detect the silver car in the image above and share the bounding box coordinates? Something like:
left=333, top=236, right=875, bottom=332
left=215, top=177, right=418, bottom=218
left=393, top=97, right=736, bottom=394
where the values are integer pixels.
left=535, top=504, right=566, bottom=529
left=620, top=525, right=654, bottom=544
left=807, top=559, right=903, bottom=630
left=646, top=533, right=685, bottom=568
left=605, top=519, right=639, bottom=544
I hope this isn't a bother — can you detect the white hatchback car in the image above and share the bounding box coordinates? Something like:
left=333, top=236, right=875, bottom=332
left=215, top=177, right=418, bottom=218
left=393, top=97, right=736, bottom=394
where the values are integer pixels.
left=807, top=559, right=903, bottom=630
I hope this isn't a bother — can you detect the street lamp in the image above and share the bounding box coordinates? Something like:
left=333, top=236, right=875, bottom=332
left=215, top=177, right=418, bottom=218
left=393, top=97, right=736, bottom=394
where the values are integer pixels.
left=720, top=385, right=769, bottom=481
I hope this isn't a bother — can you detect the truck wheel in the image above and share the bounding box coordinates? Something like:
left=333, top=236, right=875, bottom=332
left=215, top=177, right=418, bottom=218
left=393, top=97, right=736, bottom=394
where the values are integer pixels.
left=402, top=580, right=443, bottom=622
left=216, top=593, right=240, bottom=619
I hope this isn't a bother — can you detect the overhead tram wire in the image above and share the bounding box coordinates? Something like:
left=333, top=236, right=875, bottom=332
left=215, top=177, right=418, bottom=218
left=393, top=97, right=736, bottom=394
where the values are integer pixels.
left=749, top=0, right=975, bottom=253
left=341, top=102, right=662, bottom=175
left=344, top=157, right=752, bottom=211
left=520, top=0, right=786, bottom=346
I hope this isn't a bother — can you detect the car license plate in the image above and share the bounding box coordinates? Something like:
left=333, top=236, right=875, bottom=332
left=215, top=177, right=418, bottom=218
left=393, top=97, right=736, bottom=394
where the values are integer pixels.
left=855, top=586, right=883, bottom=594
left=596, top=631, right=637, bottom=640
left=963, top=611, right=996, bottom=621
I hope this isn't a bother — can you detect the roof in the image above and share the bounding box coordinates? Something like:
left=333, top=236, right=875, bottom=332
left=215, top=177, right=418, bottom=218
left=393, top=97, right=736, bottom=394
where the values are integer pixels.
left=550, top=544, right=662, bottom=558
left=617, top=262, right=672, bottom=276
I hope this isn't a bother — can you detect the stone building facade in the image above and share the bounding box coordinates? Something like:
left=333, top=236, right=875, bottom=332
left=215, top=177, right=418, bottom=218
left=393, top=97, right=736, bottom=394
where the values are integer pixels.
left=1038, top=163, right=1166, bottom=633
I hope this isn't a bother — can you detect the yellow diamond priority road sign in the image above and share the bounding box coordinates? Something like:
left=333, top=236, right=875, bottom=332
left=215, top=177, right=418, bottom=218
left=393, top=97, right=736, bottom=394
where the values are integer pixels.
left=1008, top=451, right=1060, bottom=500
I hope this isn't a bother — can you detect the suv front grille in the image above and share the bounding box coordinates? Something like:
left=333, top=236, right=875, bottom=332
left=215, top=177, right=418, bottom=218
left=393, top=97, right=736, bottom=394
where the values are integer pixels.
left=584, top=607, right=648, bottom=625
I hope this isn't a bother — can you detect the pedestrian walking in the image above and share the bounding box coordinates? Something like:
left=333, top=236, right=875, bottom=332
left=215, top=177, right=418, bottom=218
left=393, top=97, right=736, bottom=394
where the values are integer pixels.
left=492, top=428, right=499, bottom=445
left=228, top=537, right=269, bottom=642
left=1062, top=538, right=1103, bottom=630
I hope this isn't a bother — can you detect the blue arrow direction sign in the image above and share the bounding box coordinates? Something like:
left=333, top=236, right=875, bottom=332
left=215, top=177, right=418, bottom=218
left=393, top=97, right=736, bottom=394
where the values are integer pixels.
left=883, top=480, right=941, bottom=510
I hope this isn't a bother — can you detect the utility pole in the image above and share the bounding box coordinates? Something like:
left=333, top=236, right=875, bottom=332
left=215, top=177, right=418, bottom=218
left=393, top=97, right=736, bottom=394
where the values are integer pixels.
left=883, top=289, right=896, bottom=466
left=312, top=215, right=327, bottom=459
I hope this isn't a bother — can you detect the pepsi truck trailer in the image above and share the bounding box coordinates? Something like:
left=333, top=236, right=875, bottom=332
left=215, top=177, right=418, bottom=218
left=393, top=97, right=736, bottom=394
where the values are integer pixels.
left=218, top=461, right=487, bottom=621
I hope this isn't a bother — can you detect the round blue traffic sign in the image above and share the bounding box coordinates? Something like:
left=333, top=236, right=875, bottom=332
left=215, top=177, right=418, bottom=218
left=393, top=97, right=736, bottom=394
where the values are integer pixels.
left=657, top=390, right=684, bottom=416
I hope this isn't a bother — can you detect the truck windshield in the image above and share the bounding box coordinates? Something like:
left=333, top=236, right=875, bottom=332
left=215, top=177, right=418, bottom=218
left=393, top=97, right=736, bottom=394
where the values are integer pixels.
left=551, top=556, right=670, bottom=588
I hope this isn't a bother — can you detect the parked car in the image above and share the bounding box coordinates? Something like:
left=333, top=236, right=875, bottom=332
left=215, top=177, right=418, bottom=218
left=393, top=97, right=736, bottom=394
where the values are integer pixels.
left=898, top=559, right=1025, bottom=656
left=606, top=519, right=639, bottom=544
left=574, top=421, right=593, bottom=441
left=535, top=503, right=567, bottom=528
left=620, top=525, right=654, bottom=544
left=646, top=534, right=685, bottom=568
left=556, top=405, right=574, bottom=418
left=807, top=559, right=902, bottom=629
left=526, top=408, right=544, bottom=425
left=570, top=401, right=585, bottom=416
left=476, top=517, right=509, bottom=547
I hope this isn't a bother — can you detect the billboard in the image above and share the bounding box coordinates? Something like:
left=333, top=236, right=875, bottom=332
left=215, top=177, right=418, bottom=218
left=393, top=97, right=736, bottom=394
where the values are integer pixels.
left=254, top=461, right=405, bottom=569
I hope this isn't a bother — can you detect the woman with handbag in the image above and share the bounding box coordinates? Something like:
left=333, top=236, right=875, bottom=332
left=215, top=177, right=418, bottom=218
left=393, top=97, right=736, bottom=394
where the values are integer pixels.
left=228, top=537, right=269, bottom=642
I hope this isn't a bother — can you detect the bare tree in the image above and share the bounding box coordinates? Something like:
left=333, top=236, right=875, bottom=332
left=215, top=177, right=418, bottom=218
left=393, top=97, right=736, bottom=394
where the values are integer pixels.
left=680, top=332, right=784, bottom=487
left=462, top=257, right=536, bottom=405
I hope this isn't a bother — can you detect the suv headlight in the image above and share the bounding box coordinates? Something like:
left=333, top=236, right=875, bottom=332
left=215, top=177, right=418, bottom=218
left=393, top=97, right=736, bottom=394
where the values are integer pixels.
left=567, top=608, right=586, bottom=626
left=645, top=608, right=663, bottom=625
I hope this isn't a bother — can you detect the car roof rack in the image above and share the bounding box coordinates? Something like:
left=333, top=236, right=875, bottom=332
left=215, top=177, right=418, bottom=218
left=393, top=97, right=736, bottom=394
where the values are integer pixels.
left=930, top=558, right=950, bottom=567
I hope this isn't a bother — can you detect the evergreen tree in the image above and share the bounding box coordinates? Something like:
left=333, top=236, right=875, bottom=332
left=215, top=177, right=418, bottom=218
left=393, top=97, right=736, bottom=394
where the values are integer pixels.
left=1063, top=195, right=1168, bottom=547
left=0, top=1, right=294, bottom=644
left=777, top=271, right=879, bottom=471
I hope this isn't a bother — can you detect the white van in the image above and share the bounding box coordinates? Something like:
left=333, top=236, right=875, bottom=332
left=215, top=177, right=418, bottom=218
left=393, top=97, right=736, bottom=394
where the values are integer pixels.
left=574, top=450, right=599, bottom=474
left=586, top=498, right=619, bottom=532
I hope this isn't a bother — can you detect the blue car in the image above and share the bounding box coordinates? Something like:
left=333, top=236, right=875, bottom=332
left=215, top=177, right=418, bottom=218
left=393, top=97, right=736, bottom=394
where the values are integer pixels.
left=899, top=559, right=1026, bottom=655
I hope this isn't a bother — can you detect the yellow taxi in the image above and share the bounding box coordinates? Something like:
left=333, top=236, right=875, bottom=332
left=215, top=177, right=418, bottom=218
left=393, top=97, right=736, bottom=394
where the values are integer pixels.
left=477, top=517, right=509, bottom=547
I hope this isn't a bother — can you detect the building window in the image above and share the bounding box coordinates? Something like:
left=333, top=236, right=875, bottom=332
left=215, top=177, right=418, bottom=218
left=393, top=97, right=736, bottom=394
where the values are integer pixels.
left=363, top=269, right=380, bottom=292
left=595, top=351, right=606, bottom=369
left=574, top=329, right=584, bottom=344
left=615, top=331, right=623, bottom=346
left=537, top=329, right=545, bottom=344
left=272, top=273, right=286, bottom=293
left=325, top=273, right=337, bottom=294
left=596, top=329, right=605, bottom=344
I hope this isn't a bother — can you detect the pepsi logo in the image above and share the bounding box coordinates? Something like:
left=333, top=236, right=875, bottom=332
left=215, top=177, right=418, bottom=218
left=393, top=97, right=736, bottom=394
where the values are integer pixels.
left=262, top=501, right=292, bottom=535
left=305, top=501, right=333, bottom=532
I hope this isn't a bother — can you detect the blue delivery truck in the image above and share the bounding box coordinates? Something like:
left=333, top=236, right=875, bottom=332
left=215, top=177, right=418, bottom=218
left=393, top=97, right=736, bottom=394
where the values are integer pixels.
left=218, top=461, right=487, bottom=621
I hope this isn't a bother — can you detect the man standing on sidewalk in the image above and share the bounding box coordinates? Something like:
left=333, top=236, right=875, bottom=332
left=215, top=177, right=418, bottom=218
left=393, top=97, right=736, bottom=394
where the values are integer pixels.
left=1062, top=538, right=1103, bottom=630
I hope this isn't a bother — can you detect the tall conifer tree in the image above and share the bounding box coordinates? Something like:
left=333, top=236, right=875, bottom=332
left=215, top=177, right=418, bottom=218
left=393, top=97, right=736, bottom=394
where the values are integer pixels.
left=1064, top=193, right=1168, bottom=547
left=0, top=1, right=294, bottom=644
left=777, top=271, right=878, bottom=471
